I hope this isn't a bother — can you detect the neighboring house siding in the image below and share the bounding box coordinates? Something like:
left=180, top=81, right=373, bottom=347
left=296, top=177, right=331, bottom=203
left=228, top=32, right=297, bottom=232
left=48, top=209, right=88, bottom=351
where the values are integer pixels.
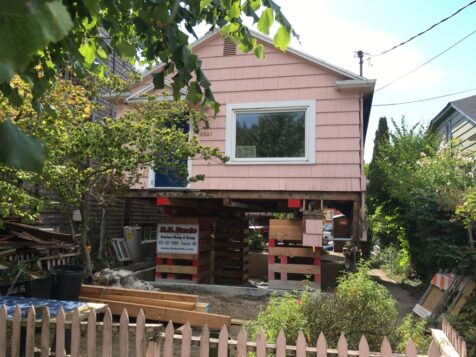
left=189, top=36, right=362, bottom=192
left=434, top=110, right=476, bottom=152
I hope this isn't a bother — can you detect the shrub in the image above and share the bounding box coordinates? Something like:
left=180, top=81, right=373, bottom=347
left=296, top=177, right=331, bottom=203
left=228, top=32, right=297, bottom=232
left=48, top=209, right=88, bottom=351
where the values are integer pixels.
left=249, top=230, right=265, bottom=251
left=245, top=292, right=309, bottom=343
left=302, top=266, right=398, bottom=350
left=447, top=292, right=476, bottom=357
left=393, top=314, right=431, bottom=353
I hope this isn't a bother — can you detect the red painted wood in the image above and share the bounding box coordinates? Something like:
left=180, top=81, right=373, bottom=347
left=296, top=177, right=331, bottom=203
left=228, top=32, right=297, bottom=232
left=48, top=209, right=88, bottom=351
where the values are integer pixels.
left=287, top=199, right=301, bottom=208
left=167, top=258, right=175, bottom=279
left=156, top=197, right=170, bottom=206
left=314, top=256, right=321, bottom=284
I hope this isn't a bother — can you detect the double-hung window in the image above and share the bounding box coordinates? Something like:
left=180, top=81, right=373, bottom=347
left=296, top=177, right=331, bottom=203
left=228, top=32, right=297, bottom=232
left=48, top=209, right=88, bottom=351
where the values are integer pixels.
left=225, top=100, right=316, bottom=164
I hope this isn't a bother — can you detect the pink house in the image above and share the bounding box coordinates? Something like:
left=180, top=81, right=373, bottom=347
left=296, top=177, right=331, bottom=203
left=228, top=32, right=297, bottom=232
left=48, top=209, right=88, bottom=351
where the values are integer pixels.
left=119, top=31, right=375, bottom=288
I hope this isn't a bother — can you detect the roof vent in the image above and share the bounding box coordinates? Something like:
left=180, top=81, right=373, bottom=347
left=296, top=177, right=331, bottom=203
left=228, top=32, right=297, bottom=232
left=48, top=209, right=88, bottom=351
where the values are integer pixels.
left=223, top=38, right=237, bottom=56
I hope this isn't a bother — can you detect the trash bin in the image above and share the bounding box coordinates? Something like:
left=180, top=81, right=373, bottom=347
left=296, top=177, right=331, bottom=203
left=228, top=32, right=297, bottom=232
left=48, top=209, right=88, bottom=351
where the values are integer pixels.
left=50, top=265, right=84, bottom=301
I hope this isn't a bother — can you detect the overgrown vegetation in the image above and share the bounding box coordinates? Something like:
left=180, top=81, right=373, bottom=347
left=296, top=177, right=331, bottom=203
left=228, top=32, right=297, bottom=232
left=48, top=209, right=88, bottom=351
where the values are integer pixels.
left=393, top=314, right=431, bottom=353
left=447, top=293, right=476, bottom=357
left=247, top=267, right=399, bottom=351
left=366, top=117, right=476, bottom=279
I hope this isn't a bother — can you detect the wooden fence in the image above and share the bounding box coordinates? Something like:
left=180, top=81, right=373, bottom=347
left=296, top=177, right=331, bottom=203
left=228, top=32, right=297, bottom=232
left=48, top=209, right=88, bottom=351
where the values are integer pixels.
left=0, top=304, right=464, bottom=357
left=441, top=318, right=467, bottom=357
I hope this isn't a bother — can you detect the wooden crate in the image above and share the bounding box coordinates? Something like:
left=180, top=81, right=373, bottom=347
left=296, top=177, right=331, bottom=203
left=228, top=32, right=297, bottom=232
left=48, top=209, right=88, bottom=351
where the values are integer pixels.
left=214, top=218, right=249, bottom=284
left=268, top=219, right=321, bottom=290
left=155, top=217, right=213, bottom=284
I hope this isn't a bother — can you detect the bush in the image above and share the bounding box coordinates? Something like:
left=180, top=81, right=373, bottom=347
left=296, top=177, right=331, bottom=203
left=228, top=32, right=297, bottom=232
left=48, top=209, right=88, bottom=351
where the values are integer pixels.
left=447, top=292, right=476, bottom=357
left=303, top=266, right=398, bottom=350
left=393, top=314, right=431, bottom=353
left=246, top=292, right=309, bottom=343
left=247, top=267, right=398, bottom=350
left=249, top=230, right=265, bottom=251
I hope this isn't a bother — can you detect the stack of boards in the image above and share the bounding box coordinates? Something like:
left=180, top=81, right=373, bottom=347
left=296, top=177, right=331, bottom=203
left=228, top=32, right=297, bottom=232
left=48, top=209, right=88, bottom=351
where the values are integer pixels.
left=80, top=284, right=231, bottom=329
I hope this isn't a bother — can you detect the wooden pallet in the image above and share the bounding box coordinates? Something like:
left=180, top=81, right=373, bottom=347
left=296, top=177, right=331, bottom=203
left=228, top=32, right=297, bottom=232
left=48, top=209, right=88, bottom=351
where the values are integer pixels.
left=214, top=219, right=249, bottom=284
left=268, top=219, right=321, bottom=290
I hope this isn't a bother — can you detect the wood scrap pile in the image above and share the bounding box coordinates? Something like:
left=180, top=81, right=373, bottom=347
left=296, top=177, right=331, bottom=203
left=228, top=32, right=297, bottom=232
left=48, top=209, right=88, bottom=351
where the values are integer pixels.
left=80, top=284, right=231, bottom=329
left=0, top=221, right=79, bottom=270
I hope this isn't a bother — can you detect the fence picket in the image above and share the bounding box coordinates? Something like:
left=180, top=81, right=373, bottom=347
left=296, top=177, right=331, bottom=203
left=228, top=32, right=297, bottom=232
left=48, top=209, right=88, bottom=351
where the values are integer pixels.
left=276, top=330, right=286, bottom=357
left=25, top=305, right=36, bottom=357
left=461, top=340, right=467, bottom=357
left=0, top=305, right=6, bottom=357
left=56, top=307, right=66, bottom=357
left=237, top=326, right=247, bottom=357
left=163, top=321, right=174, bottom=357
left=102, top=307, right=113, bottom=357
left=256, top=329, right=266, bottom=357
left=358, top=335, right=369, bottom=357
left=296, top=331, right=307, bottom=357
left=316, top=332, right=327, bottom=357
left=87, top=308, right=96, bottom=357
left=380, top=337, right=392, bottom=357
left=120, top=308, right=129, bottom=357
left=405, top=339, right=417, bottom=357
left=136, top=309, right=146, bottom=357
left=146, top=341, right=161, bottom=357
left=218, top=324, right=229, bottom=357
left=40, top=307, right=50, bottom=357
left=11, top=305, right=21, bottom=357
left=427, top=340, right=440, bottom=357
left=71, top=308, right=81, bottom=357
left=181, top=322, right=192, bottom=357
left=337, top=334, right=348, bottom=357
left=199, top=325, right=210, bottom=357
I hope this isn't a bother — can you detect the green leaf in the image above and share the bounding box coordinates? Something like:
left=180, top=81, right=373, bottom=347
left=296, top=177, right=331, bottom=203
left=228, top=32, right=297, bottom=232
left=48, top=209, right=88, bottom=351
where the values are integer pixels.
left=0, top=0, right=73, bottom=82
left=186, top=82, right=203, bottom=104
left=228, top=1, right=241, bottom=19
left=273, top=26, right=290, bottom=51
left=257, top=8, right=273, bottom=35
left=97, top=46, right=108, bottom=60
left=79, top=40, right=96, bottom=65
left=83, top=0, right=99, bottom=16
left=200, top=0, right=212, bottom=10
left=254, top=44, right=265, bottom=59
left=221, top=23, right=240, bottom=34
left=152, top=72, right=165, bottom=89
left=0, top=119, right=44, bottom=173
left=115, top=41, right=136, bottom=58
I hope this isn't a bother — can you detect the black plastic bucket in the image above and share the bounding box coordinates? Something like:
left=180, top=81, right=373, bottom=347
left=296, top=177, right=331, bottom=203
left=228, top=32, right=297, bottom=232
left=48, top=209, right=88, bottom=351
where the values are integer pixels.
left=50, top=265, right=84, bottom=301
left=30, top=275, right=53, bottom=298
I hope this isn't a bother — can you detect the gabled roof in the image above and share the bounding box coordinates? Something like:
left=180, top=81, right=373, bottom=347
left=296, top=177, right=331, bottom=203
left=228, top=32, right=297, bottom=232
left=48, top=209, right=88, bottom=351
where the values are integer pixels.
left=142, top=29, right=368, bottom=82
left=429, top=94, right=476, bottom=130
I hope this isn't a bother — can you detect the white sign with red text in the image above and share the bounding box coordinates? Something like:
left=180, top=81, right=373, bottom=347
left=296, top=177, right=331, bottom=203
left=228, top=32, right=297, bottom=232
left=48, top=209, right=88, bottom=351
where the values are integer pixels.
left=157, top=224, right=199, bottom=254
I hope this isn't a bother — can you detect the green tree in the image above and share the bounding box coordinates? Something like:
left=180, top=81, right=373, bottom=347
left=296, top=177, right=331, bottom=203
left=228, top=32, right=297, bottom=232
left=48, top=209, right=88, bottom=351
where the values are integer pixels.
left=367, top=117, right=390, bottom=214
left=0, top=0, right=296, bottom=171
left=0, top=77, right=224, bottom=275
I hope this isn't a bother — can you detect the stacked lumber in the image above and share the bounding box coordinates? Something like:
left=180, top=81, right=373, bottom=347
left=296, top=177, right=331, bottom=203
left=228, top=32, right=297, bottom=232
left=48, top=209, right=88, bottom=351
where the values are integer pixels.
left=79, top=284, right=231, bottom=329
left=214, top=218, right=249, bottom=284
left=0, top=221, right=80, bottom=270
left=268, top=219, right=321, bottom=290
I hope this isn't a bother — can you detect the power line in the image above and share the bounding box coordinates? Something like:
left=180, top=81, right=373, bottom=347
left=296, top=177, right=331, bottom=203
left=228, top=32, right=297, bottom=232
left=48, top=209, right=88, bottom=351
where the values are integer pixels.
left=373, top=88, right=476, bottom=107
left=373, top=0, right=476, bottom=56
left=375, top=29, right=476, bottom=92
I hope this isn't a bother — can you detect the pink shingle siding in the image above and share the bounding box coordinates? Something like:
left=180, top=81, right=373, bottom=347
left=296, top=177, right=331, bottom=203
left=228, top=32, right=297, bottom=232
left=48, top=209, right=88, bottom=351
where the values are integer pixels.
left=188, top=36, right=363, bottom=192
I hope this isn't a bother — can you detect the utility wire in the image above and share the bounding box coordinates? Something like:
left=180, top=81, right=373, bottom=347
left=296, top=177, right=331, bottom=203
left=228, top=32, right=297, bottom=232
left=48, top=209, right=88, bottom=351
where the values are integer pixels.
left=373, top=87, right=476, bottom=107
left=373, top=0, right=476, bottom=56
left=375, top=29, right=476, bottom=92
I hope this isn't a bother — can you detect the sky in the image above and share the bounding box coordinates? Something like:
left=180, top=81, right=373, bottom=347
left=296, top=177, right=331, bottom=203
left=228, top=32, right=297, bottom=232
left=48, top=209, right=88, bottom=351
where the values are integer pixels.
left=269, top=0, right=476, bottom=162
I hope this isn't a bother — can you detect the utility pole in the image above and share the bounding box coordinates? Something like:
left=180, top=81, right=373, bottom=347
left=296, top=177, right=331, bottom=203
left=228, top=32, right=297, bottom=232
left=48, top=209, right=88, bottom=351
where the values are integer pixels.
left=356, top=50, right=364, bottom=76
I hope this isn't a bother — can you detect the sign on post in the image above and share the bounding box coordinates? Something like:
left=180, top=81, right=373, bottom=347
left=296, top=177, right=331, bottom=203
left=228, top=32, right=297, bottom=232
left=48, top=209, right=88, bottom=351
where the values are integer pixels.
left=157, top=224, right=199, bottom=254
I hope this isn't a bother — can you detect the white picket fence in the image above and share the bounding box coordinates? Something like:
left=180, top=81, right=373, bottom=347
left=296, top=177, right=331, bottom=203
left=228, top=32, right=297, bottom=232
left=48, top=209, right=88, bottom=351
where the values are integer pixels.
left=0, top=304, right=464, bottom=356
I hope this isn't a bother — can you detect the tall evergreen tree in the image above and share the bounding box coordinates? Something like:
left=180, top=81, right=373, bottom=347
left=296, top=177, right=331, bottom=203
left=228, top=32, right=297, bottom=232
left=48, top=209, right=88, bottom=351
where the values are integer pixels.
left=367, top=117, right=390, bottom=214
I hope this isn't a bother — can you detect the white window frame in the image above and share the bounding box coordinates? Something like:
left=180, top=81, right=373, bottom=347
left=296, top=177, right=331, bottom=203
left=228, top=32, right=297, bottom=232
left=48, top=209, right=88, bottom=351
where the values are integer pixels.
left=225, top=100, right=316, bottom=165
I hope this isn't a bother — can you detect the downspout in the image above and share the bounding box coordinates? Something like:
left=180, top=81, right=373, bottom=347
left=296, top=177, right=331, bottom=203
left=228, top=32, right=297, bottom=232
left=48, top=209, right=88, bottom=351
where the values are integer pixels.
left=359, top=91, right=367, bottom=242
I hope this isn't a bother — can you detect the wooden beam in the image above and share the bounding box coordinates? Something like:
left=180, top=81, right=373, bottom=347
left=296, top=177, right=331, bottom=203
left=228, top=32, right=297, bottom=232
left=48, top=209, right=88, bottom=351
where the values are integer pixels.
left=269, top=264, right=321, bottom=275
left=269, top=247, right=319, bottom=258
left=80, top=285, right=198, bottom=303
left=79, top=294, right=196, bottom=311
left=80, top=297, right=231, bottom=329
left=352, top=199, right=360, bottom=242
left=124, top=189, right=360, bottom=201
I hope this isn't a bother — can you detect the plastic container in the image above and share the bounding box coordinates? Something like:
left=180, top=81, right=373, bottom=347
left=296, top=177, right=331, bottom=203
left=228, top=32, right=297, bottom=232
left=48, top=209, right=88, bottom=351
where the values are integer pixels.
left=50, top=265, right=84, bottom=301
left=123, top=226, right=142, bottom=262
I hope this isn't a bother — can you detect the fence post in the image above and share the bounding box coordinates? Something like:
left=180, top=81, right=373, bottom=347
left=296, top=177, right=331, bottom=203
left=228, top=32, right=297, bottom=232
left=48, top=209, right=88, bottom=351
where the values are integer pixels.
left=163, top=321, right=174, bottom=357
left=256, top=329, right=266, bottom=357
left=316, top=332, right=327, bottom=357
left=11, top=305, right=21, bottom=357
left=56, top=307, right=66, bottom=357
left=120, top=308, right=130, bottom=357
left=87, top=309, right=96, bottom=357
left=71, top=308, right=81, bottom=357
left=296, top=331, right=307, bottom=357
left=40, top=307, right=50, bottom=357
left=218, top=325, right=229, bottom=357
left=0, top=305, right=7, bottom=357
left=25, top=306, right=36, bottom=357
left=136, top=309, right=146, bottom=357
left=237, top=327, right=247, bottom=357
left=102, top=307, right=113, bottom=357
left=337, top=334, right=348, bottom=357
left=199, top=324, right=210, bottom=357
left=358, top=335, right=369, bottom=357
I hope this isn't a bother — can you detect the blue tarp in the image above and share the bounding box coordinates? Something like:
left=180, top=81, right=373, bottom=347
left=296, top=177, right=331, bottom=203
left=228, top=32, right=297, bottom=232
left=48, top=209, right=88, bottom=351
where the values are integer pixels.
left=0, top=296, right=86, bottom=319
